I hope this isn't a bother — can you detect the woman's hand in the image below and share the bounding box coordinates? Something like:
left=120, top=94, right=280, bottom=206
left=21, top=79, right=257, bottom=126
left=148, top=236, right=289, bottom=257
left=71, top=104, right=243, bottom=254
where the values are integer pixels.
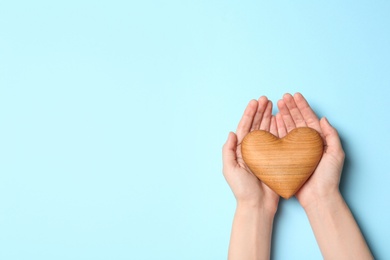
left=223, top=96, right=281, bottom=260
left=276, top=92, right=345, bottom=208
left=223, top=96, right=280, bottom=214
left=276, top=93, right=372, bottom=259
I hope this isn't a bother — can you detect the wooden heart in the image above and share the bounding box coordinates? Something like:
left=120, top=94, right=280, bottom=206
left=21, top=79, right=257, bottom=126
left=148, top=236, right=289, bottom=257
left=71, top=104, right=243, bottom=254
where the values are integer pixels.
left=241, top=127, right=324, bottom=199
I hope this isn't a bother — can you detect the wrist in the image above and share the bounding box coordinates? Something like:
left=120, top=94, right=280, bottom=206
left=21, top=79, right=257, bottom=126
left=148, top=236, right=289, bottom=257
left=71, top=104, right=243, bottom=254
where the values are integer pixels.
left=302, top=189, right=344, bottom=214
left=297, top=184, right=340, bottom=210
left=236, top=200, right=277, bottom=219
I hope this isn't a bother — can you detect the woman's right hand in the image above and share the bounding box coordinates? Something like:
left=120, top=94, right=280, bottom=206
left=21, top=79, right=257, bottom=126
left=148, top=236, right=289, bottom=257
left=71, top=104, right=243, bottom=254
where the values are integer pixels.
left=276, top=93, right=345, bottom=209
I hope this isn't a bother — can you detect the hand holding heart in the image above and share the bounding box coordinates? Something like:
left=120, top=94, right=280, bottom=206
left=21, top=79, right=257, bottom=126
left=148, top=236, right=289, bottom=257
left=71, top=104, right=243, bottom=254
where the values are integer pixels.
left=276, top=93, right=345, bottom=208
left=223, top=96, right=280, bottom=215
left=223, top=93, right=345, bottom=209
left=224, top=93, right=372, bottom=260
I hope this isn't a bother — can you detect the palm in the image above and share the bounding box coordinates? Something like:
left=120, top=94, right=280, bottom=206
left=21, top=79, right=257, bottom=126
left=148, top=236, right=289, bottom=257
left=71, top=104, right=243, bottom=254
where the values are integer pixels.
left=235, top=156, right=279, bottom=207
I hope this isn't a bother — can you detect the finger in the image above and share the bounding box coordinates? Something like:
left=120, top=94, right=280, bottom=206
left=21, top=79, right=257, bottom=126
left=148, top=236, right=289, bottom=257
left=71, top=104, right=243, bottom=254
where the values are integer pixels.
left=283, top=93, right=306, bottom=127
left=270, top=116, right=278, bottom=137
left=222, top=132, right=238, bottom=170
left=320, top=117, right=344, bottom=157
left=277, top=98, right=296, bottom=132
left=293, top=92, right=322, bottom=133
left=251, top=96, right=268, bottom=131
left=259, top=101, right=273, bottom=131
left=236, top=99, right=258, bottom=143
left=276, top=113, right=287, bottom=138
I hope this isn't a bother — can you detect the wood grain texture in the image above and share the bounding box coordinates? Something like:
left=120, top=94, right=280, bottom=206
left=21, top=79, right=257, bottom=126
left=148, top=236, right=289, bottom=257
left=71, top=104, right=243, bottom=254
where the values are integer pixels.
left=241, top=127, right=324, bottom=199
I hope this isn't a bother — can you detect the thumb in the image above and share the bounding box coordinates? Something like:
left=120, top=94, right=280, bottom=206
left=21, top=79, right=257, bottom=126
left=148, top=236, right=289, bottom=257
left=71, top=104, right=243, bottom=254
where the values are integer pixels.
left=222, top=132, right=238, bottom=170
left=320, top=117, right=344, bottom=155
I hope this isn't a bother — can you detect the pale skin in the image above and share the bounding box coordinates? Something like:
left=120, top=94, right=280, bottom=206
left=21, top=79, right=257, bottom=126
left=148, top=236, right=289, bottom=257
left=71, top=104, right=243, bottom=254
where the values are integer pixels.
left=223, top=93, right=373, bottom=260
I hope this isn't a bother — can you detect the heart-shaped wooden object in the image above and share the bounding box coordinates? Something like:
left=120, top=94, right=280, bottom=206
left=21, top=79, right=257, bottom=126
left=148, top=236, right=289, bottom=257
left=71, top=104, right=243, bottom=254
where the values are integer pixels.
left=241, top=127, right=324, bottom=199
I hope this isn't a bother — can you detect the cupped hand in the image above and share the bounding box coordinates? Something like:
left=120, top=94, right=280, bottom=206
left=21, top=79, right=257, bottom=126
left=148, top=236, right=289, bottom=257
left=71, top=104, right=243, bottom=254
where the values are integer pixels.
left=222, top=96, right=280, bottom=214
left=276, top=93, right=345, bottom=209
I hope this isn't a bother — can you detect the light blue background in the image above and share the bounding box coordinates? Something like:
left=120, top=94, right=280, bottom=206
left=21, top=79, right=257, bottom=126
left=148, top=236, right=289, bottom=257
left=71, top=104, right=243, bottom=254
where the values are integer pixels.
left=1, top=1, right=389, bottom=259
